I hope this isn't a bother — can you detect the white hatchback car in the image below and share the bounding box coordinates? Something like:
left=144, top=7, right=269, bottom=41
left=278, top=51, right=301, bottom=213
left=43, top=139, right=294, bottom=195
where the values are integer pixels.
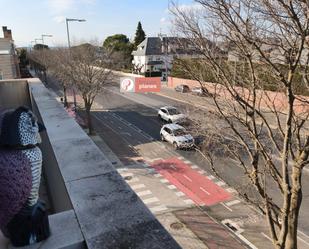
left=158, top=106, right=186, bottom=123
left=160, top=124, right=194, bottom=149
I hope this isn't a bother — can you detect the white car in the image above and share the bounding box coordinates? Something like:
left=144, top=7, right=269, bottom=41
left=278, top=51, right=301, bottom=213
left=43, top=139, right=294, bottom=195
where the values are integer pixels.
left=158, top=106, right=186, bottom=123
left=160, top=124, right=194, bottom=149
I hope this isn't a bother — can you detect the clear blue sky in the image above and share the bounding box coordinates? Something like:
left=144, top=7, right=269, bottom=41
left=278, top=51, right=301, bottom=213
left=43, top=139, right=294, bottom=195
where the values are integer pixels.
left=0, top=0, right=193, bottom=47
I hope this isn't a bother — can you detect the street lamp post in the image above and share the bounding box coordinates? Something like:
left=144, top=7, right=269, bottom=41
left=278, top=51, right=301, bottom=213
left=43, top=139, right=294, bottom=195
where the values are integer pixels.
left=65, top=18, right=86, bottom=110
left=41, top=34, right=53, bottom=46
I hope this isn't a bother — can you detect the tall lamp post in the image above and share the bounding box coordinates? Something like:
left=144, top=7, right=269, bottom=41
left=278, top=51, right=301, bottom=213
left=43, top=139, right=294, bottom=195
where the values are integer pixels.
left=41, top=34, right=53, bottom=46
left=66, top=18, right=86, bottom=110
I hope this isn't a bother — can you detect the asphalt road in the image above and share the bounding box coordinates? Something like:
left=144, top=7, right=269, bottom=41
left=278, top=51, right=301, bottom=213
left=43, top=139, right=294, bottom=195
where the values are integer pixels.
left=94, top=84, right=309, bottom=246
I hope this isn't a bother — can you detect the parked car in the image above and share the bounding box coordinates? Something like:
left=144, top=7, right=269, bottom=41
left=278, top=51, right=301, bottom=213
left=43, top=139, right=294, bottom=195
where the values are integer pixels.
left=191, top=86, right=204, bottom=95
left=158, top=106, right=186, bottom=123
left=175, top=84, right=190, bottom=93
left=160, top=123, right=194, bottom=149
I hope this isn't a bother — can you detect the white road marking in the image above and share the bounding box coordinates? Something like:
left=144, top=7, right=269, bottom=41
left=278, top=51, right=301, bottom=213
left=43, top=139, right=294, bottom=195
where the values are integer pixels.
left=200, top=187, right=210, bottom=195
left=178, top=156, right=185, bottom=160
left=160, top=179, right=169, bottom=183
left=131, top=184, right=146, bottom=190
left=128, top=178, right=139, bottom=183
left=176, top=191, right=185, bottom=197
left=299, top=230, right=309, bottom=240
left=137, top=190, right=152, bottom=197
left=183, top=174, right=193, bottom=182
left=191, top=165, right=199, bottom=169
left=208, top=175, right=215, bottom=180
left=154, top=173, right=162, bottom=178
left=298, top=236, right=309, bottom=246
left=143, top=197, right=160, bottom=204
left=216, top=181, right=226, bottom=186
left=184, top=160, right=191, bottom=164
left=225, top=199, right=241, bottom=207
left=198, top=170, right=206, bottom=174
left=226, top=188, right=237, bottom=193
left=184, top=199, right=194, bottom=205
left=167, top=185, right=177, bottom=190
left=221, top=203, right=233, bottom=212
left=150, top=205, right=167, bottom=213
left=118, top=126, right=122, bottom=130
left=261, top=232, right=272, bottom=242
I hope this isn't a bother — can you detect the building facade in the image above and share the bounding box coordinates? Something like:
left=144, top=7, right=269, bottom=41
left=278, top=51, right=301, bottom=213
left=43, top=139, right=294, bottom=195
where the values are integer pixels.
left=132, top=37, right=201, bottom=78
left=0, top=26, right=20, bottom=80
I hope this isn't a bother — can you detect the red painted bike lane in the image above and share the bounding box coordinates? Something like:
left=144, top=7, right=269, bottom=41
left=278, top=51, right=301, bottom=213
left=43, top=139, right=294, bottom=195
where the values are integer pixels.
left=150, top=157, right=231, bottom=206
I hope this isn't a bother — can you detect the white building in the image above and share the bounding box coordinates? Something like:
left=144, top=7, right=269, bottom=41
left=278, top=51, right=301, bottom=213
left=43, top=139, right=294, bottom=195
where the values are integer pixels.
left=132, top=37, right=202, bottom=79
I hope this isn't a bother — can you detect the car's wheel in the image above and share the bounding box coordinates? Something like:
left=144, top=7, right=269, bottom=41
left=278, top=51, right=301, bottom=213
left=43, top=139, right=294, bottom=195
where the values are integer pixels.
left=161, top=134, right=165, bottom=141
left=168, top=119, right=172, bottom=123
left=158, top=114, right=162, bottom=120
left=173, top=142, right=178, bottom=150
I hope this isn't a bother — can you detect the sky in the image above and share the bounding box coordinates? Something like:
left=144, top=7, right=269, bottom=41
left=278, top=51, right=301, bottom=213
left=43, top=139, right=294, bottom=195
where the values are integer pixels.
left=0, top=0, right=194, bottom=47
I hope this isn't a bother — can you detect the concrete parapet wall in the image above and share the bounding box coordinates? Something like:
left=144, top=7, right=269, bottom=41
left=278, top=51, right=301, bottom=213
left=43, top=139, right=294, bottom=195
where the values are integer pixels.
left=1, top=78, right=180, bottom=249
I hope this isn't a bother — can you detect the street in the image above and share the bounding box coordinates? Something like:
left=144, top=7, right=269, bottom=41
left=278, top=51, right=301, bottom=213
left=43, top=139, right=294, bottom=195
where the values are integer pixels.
left=46, top=73, right=309, bottom=249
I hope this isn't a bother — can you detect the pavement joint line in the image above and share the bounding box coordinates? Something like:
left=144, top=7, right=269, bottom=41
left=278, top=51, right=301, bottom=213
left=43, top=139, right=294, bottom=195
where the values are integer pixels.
left=136, top=190, right=152, bottom=197
left=131, top=184, right=146, bottom=190
left=200, top=187, right=210, bottom=195
left=183, top=174, right=193, bottom=182
left=150, top=205, right=168, bottom=213
left=175, top=191, right=185, bottom=197
left=167, top=185, right=177, bottom=190
left=215, top=181, right=226, bottom=186
left=220, top=202, right=233, bottom=212
left=225, top=199, right=241, bottom=207
left=143, top=197, right=160, bottom=205
left=191, top=165, right=199, bottom=169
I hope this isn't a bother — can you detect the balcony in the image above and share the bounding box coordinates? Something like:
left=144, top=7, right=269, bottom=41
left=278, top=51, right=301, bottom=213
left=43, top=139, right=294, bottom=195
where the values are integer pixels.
left=0, top=78, right=180, bottom=249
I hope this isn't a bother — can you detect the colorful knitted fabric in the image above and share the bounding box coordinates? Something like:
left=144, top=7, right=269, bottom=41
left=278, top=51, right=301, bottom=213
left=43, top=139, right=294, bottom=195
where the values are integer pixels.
left=0, top=110, right=32, bottom=236
left=0, top=107, right=44, bottom=235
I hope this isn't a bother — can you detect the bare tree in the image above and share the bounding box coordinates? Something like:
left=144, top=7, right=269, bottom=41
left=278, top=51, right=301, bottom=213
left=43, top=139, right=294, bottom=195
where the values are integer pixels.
left=171, top=1, right=309, bottom=248
left=68, top=44, right=113, bottom=134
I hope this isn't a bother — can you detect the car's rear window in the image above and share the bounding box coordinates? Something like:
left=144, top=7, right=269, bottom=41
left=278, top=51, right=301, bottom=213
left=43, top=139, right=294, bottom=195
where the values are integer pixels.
left=168, top=108, right=180, bottom=115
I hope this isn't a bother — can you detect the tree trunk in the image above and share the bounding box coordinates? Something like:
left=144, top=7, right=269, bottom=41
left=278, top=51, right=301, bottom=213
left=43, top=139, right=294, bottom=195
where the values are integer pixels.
left=285, top=167, right=302, bottom=249
left=63, top=86, right=68, bottom=107
left=86, top=106, right=93, bottom=135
